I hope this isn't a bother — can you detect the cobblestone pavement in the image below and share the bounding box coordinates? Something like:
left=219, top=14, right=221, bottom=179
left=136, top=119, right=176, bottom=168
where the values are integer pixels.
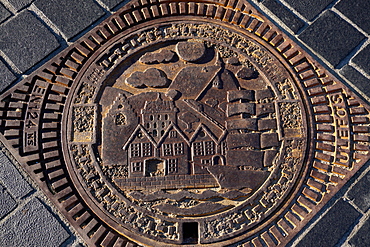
left=0, top=0, right=369, bottom=246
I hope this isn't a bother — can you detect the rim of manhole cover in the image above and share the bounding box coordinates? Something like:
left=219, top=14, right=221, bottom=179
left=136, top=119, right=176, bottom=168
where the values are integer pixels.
left=1, top=0, right=370, bottom=246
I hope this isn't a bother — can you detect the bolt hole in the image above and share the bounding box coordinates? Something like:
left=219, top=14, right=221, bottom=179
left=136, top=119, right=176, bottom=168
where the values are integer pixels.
left=183, top=222, right=198, bottom=244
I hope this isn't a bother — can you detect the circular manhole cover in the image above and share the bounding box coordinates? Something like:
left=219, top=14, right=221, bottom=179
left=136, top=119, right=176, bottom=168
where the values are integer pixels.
left=63, top=18, right=308, bottom=246
left=2, top=1, right=369, bottom=246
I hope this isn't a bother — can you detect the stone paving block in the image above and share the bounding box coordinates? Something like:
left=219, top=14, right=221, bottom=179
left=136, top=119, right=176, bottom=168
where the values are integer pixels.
left=335, top=0, right=370, bottom=34
left=34, top=0, right=105, bottom=40
left=0, top=3, right=11, bottom=23
left=347, top=169, right=370, bottom=212
left=262, top=0, right=305, bottom=33
left=0, top=197, right=70, bottom=247
left=339, top=65, right=370, bottom=99
left=352, top=45, right=370, bottom=76
left=0, top=152, right=33, bottom=199
left=6, top=0, right=33, bottom=11
left=296, top=199, right=361, bottom=247
left=0, top=184, right=17, bottom=220
left=349, top=219, right=370, bottom=247
left=99, top=0, right=128, bottom=10
left=283, top=0, right=335, bottom=21
left=0, top=10, right=59, bottom=73
left=299, top=11, right=365, bottom=66
left=0, top=60, right=16, bottom=92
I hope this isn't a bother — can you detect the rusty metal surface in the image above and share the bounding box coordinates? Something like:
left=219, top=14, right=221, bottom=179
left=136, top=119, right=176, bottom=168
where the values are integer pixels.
left=0, top=0, right=370, bottom=246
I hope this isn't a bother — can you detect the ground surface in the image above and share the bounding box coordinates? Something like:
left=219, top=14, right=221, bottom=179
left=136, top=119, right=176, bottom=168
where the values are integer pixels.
left=0, top=0, right=369, bottom=246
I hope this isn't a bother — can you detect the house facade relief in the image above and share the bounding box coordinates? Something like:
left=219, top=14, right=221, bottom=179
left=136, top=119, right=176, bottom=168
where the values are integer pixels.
left=98, top=33, right=304, bottom=194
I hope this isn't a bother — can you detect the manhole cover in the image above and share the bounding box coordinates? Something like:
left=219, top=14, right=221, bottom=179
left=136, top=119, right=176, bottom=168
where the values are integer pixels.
left=1, top=0, right=370, bottom=246
left=65, top=20, right=308, bottom=245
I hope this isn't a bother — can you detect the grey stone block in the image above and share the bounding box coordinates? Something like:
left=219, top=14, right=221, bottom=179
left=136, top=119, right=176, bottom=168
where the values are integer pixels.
left=0, top=60, right=16, bottom=92
left=0, top=184, right=17, bottom=220
left=262, top=0, right=305, bottom=33
left=34, top=0, right=105, bottom=40
left=349, top=219, right=370, bottom=247
left=0, top=10, right=59, bottom=72
left=339, top=65, right=370, bottom=100
left=0, top=152, right=33, bottom=199
left=335, top=0, right=370, bottom=34
left=299, top=11, right=365, bottom=66
left=0, top=197, right=70, bottom=247
left=347, top=169, right=370, bottom=212
left=6, top=0, right=33, bottom=11
left=0, top=3, right=11, bottom=23
left=296, top=199, right=361, bottom=247
left=284, top=0, right=335, bottom=21
left=99, top=0, right=129, bottom=10
left=352, top=45, right=370, bottom=76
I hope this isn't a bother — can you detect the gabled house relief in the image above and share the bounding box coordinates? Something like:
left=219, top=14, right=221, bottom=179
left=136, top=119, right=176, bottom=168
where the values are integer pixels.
left=0, top=0, right=370, bottom=246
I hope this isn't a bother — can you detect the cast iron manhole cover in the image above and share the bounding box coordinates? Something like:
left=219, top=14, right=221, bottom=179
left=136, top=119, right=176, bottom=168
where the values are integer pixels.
left=66, top=17, right=308, bottom=246
left=1, top=0, right=370, bottom=246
